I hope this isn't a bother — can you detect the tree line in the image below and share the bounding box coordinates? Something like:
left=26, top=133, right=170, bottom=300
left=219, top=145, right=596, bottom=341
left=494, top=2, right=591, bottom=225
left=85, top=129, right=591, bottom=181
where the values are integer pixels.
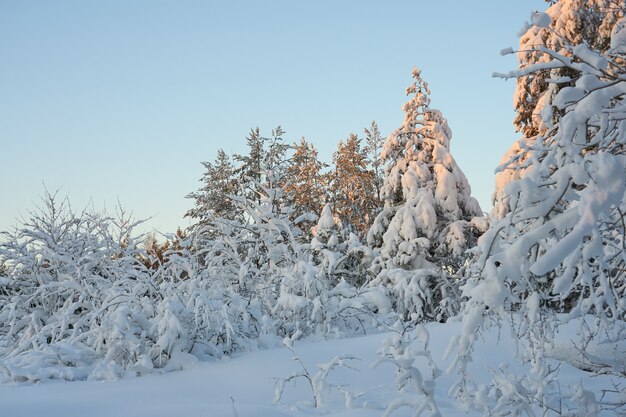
left=185, top=122, right=385, bottom=241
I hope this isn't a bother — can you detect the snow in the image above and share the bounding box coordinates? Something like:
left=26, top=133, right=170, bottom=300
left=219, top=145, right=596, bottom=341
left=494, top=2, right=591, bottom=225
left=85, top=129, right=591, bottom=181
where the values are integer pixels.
left=530, top=11, right=551, bottom=29
left=0, top=319, right=618, bottom=417
left=611, top=17, right=626, bottom=51
left=531, top=153, right=625, bottom=277
left=315, top=204, right=336, bottom=235
left=572, top=44, right=608, bottom=71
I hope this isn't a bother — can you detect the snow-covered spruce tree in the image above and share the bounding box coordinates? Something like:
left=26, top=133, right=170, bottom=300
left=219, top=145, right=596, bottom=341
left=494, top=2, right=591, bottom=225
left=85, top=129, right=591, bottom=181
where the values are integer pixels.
left=0, top=192, right=162, bottom=381
left=451, top=12, right=626, bottom=416
left=183, top=126, right=339, bottom=342
left=367, top=68, right=484, bottom=323
left=156, top=164, right=302, bottom=355
left=186, top=126, right=294, bottom=268
left=234, top=128, right=265, bottom=200
left=187, top=127, right=289, bottom=237
left=493, top=0, right=622, bottom=218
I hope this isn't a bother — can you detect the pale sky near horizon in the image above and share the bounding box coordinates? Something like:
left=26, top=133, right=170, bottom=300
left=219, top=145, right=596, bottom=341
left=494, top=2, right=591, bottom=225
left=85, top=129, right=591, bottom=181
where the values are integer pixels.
left=1, top=1, right=546, bottom=235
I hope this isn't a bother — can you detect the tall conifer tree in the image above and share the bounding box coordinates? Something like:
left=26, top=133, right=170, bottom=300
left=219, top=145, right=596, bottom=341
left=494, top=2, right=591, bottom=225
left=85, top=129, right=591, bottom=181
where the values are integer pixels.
left=367, top=68, right=483, bottom=322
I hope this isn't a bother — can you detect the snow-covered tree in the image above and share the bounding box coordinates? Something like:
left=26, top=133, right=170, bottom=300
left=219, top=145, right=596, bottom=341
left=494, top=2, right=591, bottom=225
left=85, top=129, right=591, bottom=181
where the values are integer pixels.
left=153, top=236, right=267, bottom=359
left=222, top=190, right=297, bottom=304
left=451, top=10, right=626, bottom=415
left=373, top=323, right=443, bottom=417
left=235, top=128, right=265, bottom=195
left=311, top=204, right=371, bottom=287
left=371, top=69, right=483, bottom=271
left=273, top=204, right=390, bottom=338
left=493, top=0, right=622, bottom=218
left=0, top=191, right=276, bottom=382
left=235, top=126, right=290, bottom=206
left=514, top=0, right=620, bottom=138
left=186, top=126, right=293, bottom=270
left=367, top=68, right=483, bottom=323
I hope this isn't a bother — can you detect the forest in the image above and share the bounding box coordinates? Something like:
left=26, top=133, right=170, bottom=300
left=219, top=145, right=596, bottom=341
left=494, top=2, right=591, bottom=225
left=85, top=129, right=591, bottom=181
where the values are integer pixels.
left=0, top=1, right=625, bottom=416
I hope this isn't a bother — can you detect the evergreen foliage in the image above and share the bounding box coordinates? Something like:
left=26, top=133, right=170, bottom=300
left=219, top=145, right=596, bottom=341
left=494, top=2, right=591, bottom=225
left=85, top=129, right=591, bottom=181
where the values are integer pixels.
left=329, top=133, right=377, bottom=237
left=283, top=138, right=328, bottom=240
left=364, top=120, right=385, bottom=211
left=367, top=69, right=484, bottom=323
left=185, top=149, right=239, bottom=228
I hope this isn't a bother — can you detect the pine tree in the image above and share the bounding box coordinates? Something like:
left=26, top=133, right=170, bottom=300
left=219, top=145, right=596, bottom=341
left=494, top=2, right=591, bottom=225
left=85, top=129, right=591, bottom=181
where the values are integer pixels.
left=367, top=68, right=483, bottom=322
left=364, top=121, right=385, bottom=212
left=283, top=138, right=328, bottom=239
left=329, top=133, right=377, bottom=237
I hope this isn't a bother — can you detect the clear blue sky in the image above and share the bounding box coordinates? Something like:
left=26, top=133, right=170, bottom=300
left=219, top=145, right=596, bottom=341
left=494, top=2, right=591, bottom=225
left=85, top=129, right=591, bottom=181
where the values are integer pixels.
left=0, top=0, right=546, bottom=234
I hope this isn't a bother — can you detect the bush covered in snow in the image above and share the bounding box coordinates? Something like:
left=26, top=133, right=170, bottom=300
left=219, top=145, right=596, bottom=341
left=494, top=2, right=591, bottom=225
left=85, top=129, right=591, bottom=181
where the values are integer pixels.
left=0, top=193, right=160, bottom=381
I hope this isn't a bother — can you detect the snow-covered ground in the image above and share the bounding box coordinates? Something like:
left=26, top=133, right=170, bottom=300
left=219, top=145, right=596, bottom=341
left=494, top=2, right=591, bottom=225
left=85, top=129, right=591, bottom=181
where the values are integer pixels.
left=0, top=320, right=616, bottom=417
